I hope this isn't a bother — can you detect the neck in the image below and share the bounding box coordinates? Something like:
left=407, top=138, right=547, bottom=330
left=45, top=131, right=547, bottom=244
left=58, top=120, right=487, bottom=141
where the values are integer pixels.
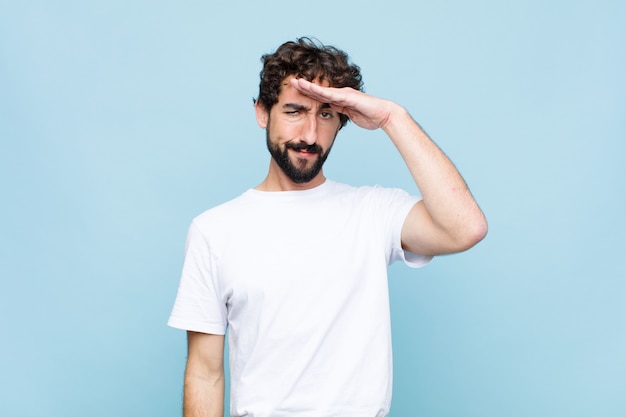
left=255, top=162, right=326, bottom=191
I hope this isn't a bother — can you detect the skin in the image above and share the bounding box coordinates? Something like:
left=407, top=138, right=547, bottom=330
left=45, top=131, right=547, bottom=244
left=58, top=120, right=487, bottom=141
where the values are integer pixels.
left=183, top=332, right=225, bottom=417
left=256, top=76, right=341, bottom=191
left=184, top=75, right=488, bottom=417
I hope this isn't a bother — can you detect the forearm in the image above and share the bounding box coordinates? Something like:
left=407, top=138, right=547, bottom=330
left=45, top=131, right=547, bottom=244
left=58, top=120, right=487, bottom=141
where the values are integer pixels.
left=382, top=104, right=487, bottom=248
left=183, top=368, right=225, bottom=417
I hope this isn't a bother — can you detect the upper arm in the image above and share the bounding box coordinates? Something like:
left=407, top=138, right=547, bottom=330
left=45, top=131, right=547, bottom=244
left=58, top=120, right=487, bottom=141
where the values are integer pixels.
left=186, top=331, right=225, bottom=379
left=401, top=200, right=483, bottom=256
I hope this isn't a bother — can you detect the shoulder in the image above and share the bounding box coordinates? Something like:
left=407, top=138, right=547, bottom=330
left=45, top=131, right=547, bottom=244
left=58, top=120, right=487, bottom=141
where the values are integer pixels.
left=191, top=191, right=254, bottom=232
left=327, top=180, right=415, bottom=203
left=325, top=180, right=380, bottom=197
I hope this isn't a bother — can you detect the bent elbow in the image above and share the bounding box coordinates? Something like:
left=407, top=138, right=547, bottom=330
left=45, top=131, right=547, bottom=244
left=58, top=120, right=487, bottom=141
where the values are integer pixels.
left=460, top=215, right=488, bottom=251
left=443, top=213, right=488, bottom=254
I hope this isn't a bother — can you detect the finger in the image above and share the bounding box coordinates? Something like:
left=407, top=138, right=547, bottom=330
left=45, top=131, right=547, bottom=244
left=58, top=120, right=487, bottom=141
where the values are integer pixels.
left=290, top=78, right=328, bottom=99
left=291, top=78, right=346, bottom=104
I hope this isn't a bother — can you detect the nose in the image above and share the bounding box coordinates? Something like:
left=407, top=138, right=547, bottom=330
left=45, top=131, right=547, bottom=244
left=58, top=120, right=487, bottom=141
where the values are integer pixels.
left=300, top=114, right=318, bottom=145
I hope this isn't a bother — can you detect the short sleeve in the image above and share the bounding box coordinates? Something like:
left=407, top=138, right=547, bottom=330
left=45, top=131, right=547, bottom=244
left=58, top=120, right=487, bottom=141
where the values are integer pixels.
left=380, top=187, right=434, bottom=268
left=167, top=221, right=227, bottom=335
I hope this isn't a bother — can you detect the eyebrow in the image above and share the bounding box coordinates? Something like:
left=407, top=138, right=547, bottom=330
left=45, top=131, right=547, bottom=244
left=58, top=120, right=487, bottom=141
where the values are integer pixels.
left=282, top=103, right=333, bottom=111
left=283, top=103, right=310, bottom=112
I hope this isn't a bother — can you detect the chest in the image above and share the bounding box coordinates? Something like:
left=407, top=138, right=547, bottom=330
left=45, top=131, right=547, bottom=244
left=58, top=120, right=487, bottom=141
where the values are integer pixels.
left=215, top=200, right=386, bottom=315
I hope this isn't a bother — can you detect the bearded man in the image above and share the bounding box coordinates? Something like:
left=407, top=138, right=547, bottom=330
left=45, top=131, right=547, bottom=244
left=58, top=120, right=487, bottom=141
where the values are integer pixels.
left=169, top=37, right=487, bottom=417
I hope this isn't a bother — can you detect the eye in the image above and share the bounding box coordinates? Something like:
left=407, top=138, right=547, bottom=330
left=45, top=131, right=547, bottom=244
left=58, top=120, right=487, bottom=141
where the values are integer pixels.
left=320, top=111, right=334, bottom=119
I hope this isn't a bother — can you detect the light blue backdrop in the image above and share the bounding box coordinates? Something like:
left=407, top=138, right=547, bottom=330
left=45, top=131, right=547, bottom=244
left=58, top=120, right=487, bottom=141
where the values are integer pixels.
left=1, top=1, right=624, bottom=416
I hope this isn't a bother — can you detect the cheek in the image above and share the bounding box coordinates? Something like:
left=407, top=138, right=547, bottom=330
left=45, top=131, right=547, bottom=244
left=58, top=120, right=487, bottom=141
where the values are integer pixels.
left=319, top=125, right=339, bottom=143
left=270, top=122, right=299, bottom=141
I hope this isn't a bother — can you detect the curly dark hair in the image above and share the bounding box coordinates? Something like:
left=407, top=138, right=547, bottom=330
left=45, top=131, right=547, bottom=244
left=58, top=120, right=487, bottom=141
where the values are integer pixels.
left=256, top=37, right=363, bottom=128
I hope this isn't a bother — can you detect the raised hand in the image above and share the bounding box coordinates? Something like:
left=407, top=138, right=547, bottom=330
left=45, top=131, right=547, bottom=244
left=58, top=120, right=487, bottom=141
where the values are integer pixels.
left=290, top=77, right=400, bottom=131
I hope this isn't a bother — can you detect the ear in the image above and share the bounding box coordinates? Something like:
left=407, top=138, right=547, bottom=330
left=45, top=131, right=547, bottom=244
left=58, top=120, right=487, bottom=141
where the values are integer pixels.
left=255, top=100, right=269, bottom=129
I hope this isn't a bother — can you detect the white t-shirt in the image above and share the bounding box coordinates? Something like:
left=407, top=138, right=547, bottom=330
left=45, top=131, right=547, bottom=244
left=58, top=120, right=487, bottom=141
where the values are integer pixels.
left=168, top=180, right=432, bottom=417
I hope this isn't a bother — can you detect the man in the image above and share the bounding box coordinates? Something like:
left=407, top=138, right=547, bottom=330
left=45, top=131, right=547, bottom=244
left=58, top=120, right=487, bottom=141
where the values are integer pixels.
left=169, top=38, right=487, bottom=417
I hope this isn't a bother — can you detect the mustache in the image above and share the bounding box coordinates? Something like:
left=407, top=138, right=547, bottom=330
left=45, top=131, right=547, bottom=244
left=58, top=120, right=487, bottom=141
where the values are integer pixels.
left=285, top=141, right=323, bottom=154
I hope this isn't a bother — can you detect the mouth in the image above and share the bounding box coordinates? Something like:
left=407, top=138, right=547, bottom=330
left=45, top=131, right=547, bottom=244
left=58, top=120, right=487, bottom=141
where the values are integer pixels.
left=293, top=148, right=318, bottom=155
left=289, top=150, right=320, bottom=162
left=286, top=142, right=322, bottom=155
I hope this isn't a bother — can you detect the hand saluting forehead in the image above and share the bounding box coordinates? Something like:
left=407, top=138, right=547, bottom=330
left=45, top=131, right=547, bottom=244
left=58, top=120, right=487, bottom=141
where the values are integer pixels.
left=289, top=77, right=397, bottom=131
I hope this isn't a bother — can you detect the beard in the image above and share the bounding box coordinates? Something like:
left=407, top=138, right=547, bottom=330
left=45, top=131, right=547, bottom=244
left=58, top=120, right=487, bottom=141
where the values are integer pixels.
left=266, top=129, right=334, bottom=184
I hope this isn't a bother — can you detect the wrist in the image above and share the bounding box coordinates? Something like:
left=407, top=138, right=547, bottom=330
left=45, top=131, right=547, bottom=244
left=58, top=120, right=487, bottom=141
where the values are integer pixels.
left=381, top=103, right=411, bottom=133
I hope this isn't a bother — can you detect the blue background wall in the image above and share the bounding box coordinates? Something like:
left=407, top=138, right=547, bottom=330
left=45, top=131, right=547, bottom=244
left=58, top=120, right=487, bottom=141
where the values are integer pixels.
left=1, top=1, right=624, bottom=416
